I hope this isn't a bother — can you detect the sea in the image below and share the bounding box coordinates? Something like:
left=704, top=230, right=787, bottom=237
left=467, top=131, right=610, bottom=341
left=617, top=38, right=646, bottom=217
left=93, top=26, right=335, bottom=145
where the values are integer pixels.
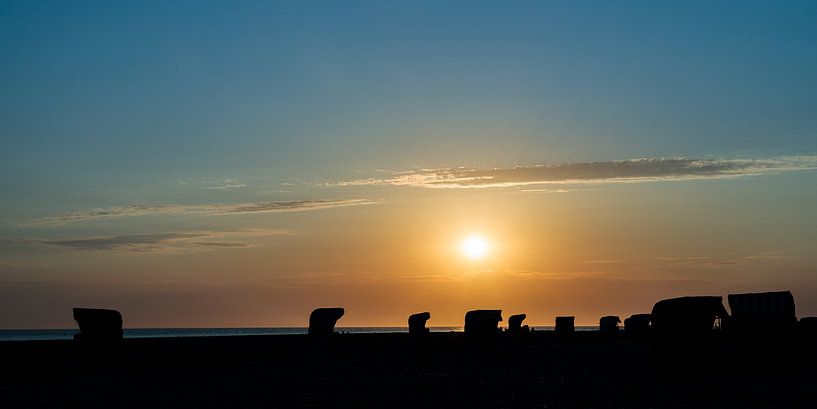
left=0, top=326, right=599, bottom=342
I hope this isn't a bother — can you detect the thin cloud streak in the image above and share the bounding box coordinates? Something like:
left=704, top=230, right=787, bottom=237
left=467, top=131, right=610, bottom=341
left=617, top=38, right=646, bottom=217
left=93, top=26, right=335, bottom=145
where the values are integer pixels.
left=333, top=155, right=817, bottom=189
left=27, top=199, right=373, bottom=226
left=3, top=229, right=291, bottom=253
left=205, top=179, right=247, bottom=190
left=518, top=188, right=596, bottom=194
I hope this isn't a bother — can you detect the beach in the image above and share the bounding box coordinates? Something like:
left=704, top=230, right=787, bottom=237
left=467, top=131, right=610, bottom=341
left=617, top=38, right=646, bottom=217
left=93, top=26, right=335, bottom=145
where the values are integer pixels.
left=2, top=332, right=815, bottom=408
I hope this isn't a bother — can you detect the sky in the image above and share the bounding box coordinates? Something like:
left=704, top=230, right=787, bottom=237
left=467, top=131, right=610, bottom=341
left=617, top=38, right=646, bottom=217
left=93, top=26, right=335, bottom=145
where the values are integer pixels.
left=1, top=1, right=817, bottom=328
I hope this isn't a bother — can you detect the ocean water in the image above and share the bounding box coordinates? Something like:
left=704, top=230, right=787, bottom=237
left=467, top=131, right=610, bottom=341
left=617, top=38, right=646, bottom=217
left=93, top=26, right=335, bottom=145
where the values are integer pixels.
left=0, top=326, right=599, bottom=342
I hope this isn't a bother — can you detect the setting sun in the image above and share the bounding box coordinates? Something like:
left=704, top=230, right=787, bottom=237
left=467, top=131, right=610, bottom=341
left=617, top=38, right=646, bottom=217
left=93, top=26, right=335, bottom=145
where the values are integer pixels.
left=460, top=234, right=490, bottom=260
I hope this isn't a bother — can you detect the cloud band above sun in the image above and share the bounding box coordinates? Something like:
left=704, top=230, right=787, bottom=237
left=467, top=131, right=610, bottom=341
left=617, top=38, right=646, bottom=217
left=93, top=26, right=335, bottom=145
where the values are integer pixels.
left=26, top=199, right=374, bottom=226
left=333, top=155, right=817, bottom=189
left=2, top=229, right=291, bottom=253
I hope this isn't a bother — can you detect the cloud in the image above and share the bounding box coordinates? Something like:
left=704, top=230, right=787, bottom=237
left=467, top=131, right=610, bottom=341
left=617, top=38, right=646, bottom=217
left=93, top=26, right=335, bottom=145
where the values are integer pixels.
left=5, top=229, right=290, bottom=253
left=41, top=233, right=206, bottom=252
left=27, top=199, right=373, bottom=226
left=205, top=179, right=247, bottom=190
left=332, top=155, right=817, bottom=189
left=0, top=261, right=50, bottom=269
left=518, top=188, right=596, bottom=194
left=623, top=251, right=817, bottom=270
left=582, top=259, right=623, bottom=264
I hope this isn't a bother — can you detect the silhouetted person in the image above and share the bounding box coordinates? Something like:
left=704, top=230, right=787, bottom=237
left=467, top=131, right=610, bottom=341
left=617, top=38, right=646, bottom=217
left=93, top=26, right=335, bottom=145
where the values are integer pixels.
left=728, top=291, right=797, bottom=371
left=555, top=316, right=575, bottom=336
left=308, top=308, right=345, bottom=336
left=599, top=316, right=620, bottom=337
left=508, top=313, right=529, bottom=335
left=464, top=310, right=502, bottom=338
left=650, top=296, right=728, bottom=374
left=408, top=312, right=431, bottom=335
left=624, top=313, right=651, bottom=337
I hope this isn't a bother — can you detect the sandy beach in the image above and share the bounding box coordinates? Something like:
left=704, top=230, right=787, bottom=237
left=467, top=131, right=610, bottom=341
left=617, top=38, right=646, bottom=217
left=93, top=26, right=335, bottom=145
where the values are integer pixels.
left=2, top=331, right=815, bottom=408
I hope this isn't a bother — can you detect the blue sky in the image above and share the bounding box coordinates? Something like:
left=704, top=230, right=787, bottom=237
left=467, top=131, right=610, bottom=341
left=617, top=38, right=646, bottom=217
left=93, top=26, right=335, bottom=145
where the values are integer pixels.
left=1, top=1, right=817, bottom=327
left=3, top=1, right=816, bottom=184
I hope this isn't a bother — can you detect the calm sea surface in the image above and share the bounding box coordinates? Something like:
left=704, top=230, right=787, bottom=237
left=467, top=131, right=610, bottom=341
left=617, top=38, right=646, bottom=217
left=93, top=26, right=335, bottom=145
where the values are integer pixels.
left=0, top=326, right=599, bottom=341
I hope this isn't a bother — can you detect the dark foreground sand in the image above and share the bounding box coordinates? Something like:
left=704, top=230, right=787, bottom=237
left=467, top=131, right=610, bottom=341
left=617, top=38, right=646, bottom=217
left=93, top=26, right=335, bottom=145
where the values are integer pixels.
left=1, top=332, right=815, bottom=408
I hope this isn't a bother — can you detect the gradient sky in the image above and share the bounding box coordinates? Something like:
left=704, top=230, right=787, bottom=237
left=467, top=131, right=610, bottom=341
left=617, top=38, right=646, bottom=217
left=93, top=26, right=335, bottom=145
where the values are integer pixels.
left=2, top=1, right=817, bottom=328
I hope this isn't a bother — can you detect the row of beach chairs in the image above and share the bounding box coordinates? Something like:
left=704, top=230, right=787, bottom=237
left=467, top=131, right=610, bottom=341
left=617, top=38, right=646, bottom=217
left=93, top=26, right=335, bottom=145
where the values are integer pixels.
left=73, top=290, right=814, bottom=344
left=73, top=291, right=817, bottom=355
left=69, top=307, right=638, bottom=343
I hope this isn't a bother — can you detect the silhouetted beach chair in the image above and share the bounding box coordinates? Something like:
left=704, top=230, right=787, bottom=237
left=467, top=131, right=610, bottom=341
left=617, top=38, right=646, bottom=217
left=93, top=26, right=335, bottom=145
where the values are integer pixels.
left=624, top=313, right=651, bottom=337
left=508, top=314, right=529, bottom=335
left=798, top=317, right=817, bottom=337
left=728, top=291, right=797, bottom=369
left=308, top=308, right=345, bottom=336
left=650, top=296, right=728, bottom=373
left=599, top=316, right=620, bottom=336
left=73, top=308, right=123, bottom=343
left=408, top=312, right=431, bottom=335
left=555, top=316, right=574, bottom=336
left=464, top=310, right=502, bottom=338
left=73, top=308, right=123, bottom=357
left=728, top=291, right=796, bottom=335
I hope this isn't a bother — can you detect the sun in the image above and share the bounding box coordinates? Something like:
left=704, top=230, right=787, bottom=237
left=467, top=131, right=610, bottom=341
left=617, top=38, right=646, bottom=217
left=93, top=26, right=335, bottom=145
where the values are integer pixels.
left=460, top=234, right=490, bottom=260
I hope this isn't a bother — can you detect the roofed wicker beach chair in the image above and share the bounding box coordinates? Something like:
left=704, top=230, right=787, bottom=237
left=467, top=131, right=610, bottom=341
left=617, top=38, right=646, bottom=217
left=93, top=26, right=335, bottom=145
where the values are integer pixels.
left=408, top=312, right=431, bottom=335
left=624, top=313, right=651, bottom=337
left=652, top=296, right=728, bottom=337
left=555, top=316, right=575, bottom=336
left=73, top=307, right=123, bottom=357
left=798, top=317, right=817, bottom=337
left=728, top=291, right=797, bottom=370
left=650, top=296, right=728, bottom=373
left=308, top=307, right=345, bottom=336
left=508, top=313, right=530, bottom=335
left=73, top=307, right=123, bottom=343
left=599, top=315, right=621, bottom=336
left=464, top=310, right=503, bottom=338
left=728, top=291, right=796, bottom=335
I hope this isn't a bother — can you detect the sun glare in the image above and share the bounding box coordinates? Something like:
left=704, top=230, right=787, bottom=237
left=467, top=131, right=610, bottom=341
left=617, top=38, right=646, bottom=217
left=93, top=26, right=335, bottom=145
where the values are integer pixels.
left=460, top=234, right=489, bottom=260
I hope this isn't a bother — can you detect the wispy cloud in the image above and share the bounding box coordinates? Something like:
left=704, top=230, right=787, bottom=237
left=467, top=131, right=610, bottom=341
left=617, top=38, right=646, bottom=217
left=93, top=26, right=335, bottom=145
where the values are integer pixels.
left=27, top=199, right=373, bottom=226
left=518, top=188, right=597, bottom=194
left=0, top=261, right=50, bottom=269
left=3, top=229, right=290, bottom=253
left=582, top=259, right=624, bottom=265
left=332, top=155, right=817, bottom=189
left=626, top=251, right=817, bottom=270
left=205, top=179, right=247, bottom=190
